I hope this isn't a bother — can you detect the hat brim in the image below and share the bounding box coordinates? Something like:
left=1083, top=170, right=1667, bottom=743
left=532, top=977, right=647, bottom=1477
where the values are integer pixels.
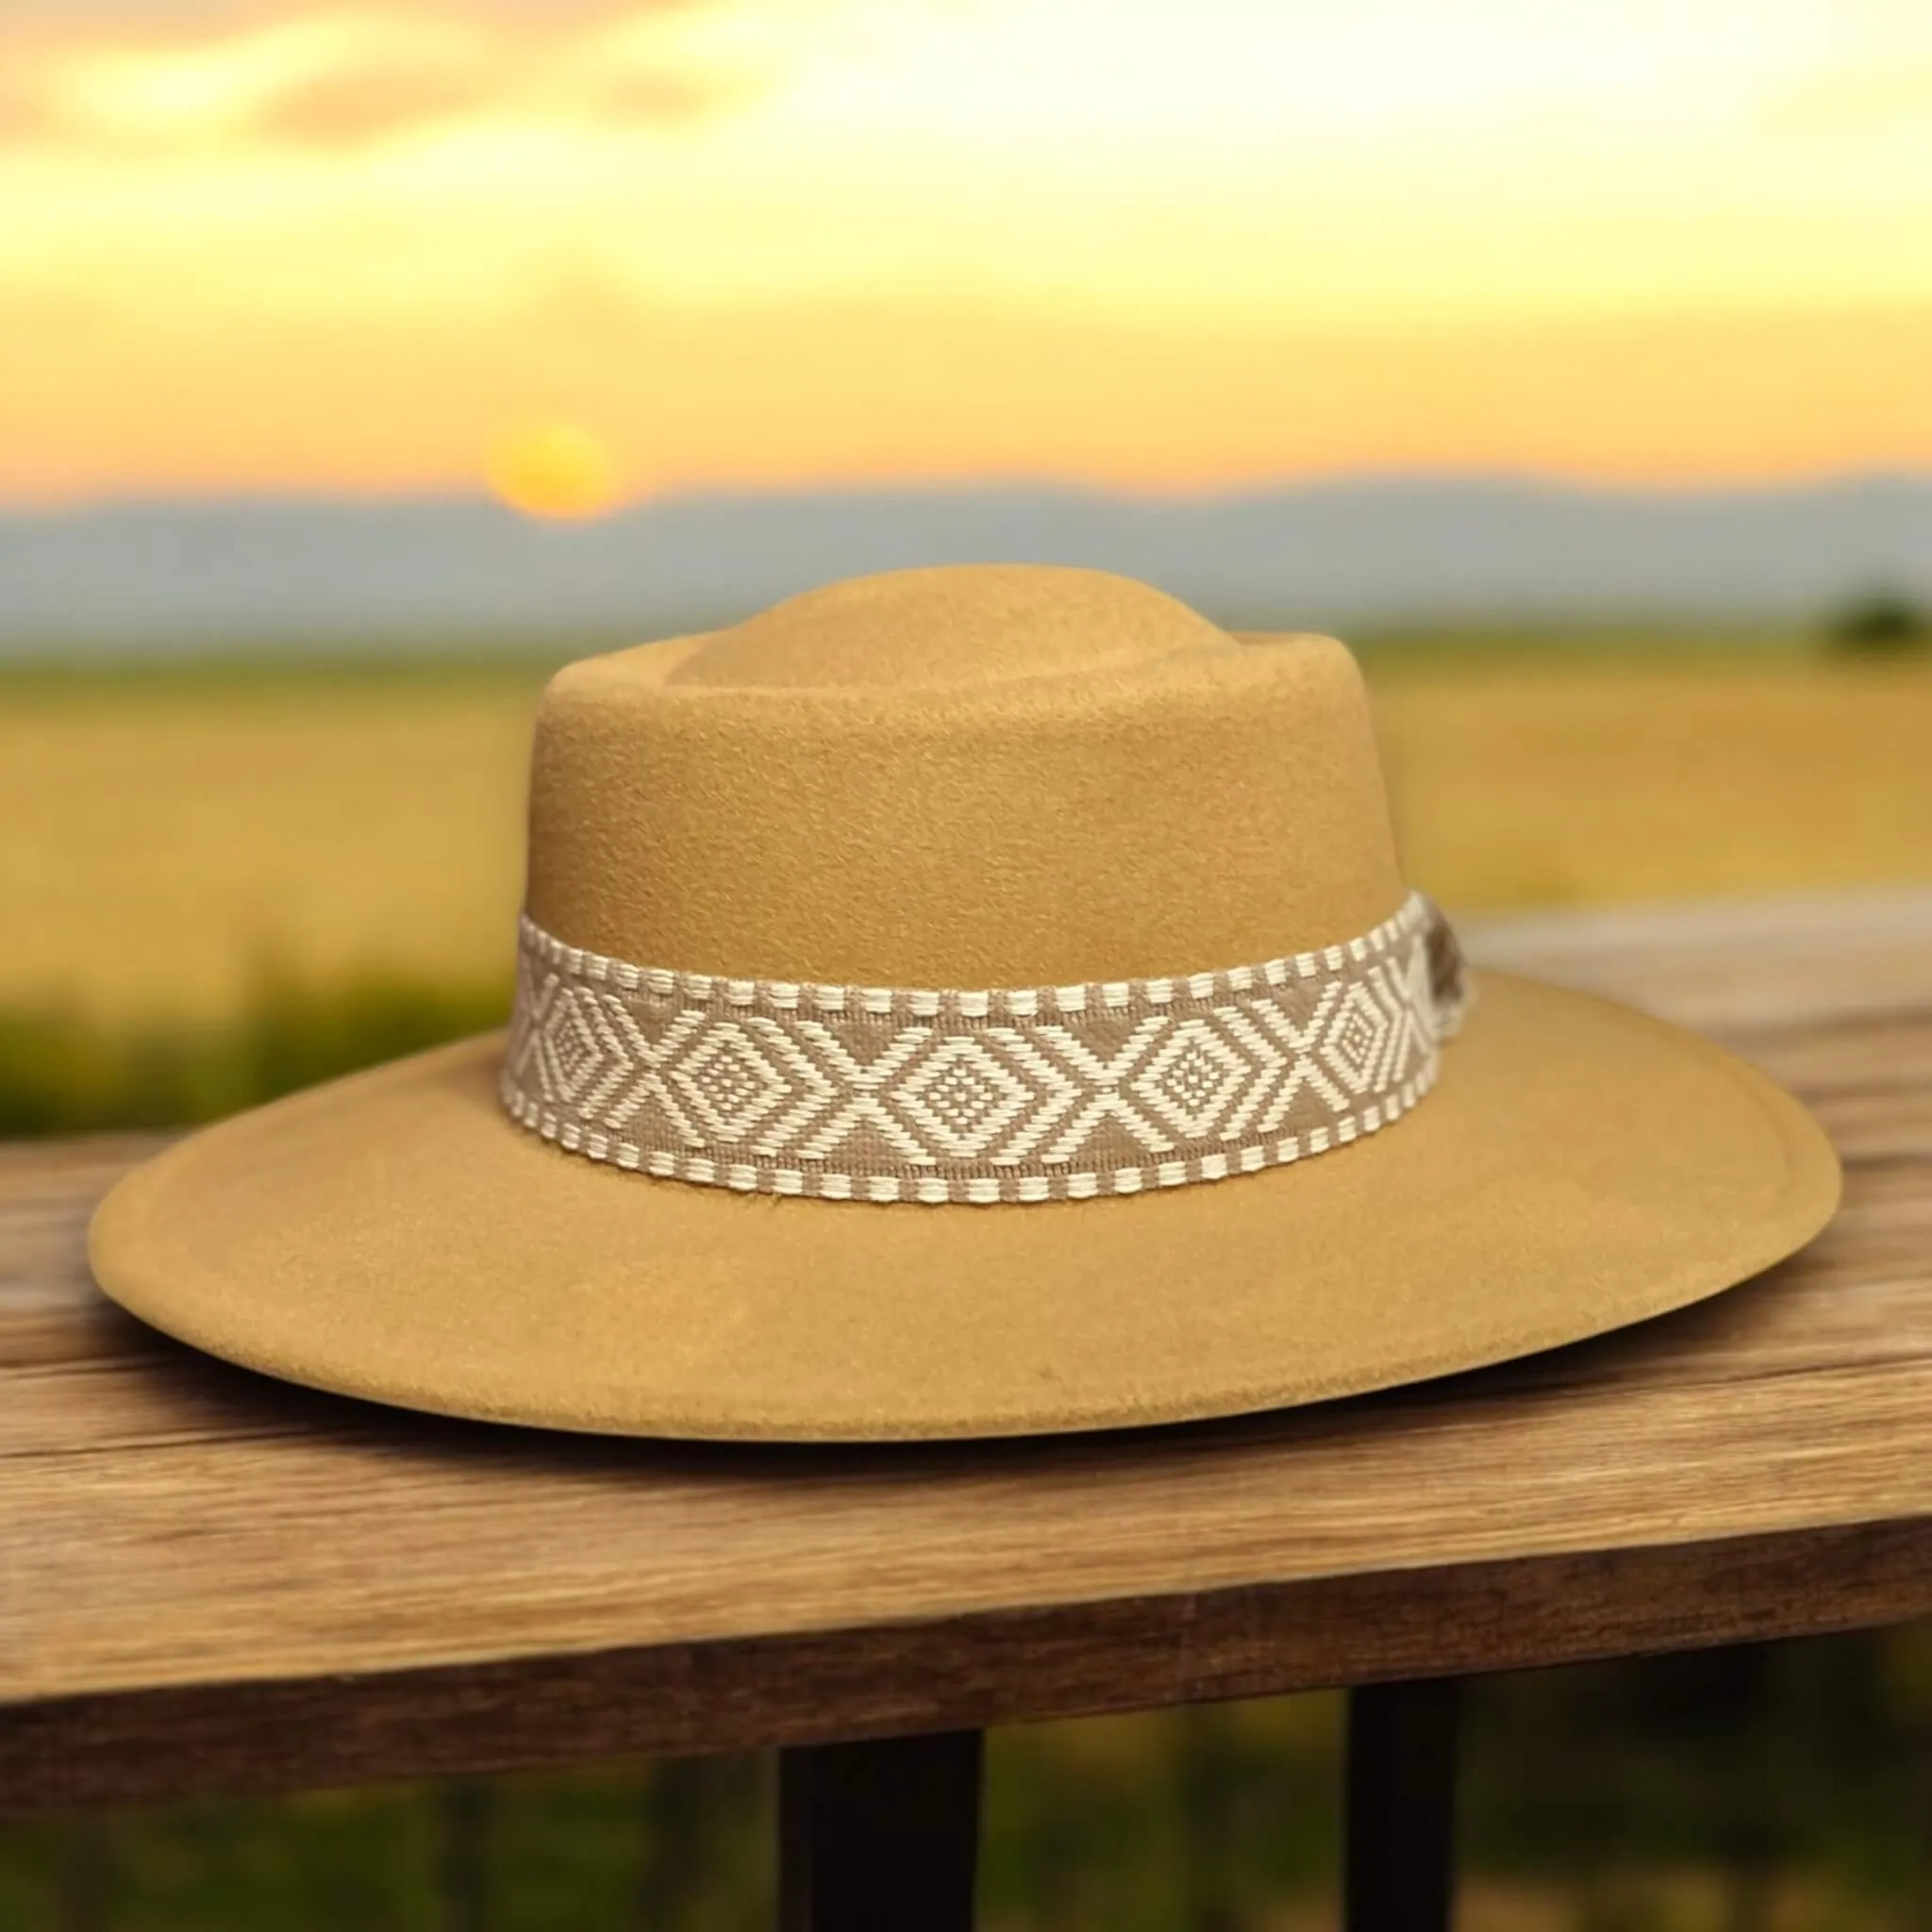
left=89, top=972, right=1839, bottom=1441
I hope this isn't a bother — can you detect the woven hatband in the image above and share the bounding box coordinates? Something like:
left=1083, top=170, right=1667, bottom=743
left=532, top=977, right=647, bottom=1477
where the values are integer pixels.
left=499, top=891, right=1467, bottom=1205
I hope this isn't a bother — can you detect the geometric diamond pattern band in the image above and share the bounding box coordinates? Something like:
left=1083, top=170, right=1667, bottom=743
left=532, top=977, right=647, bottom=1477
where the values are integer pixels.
left=500, top=891, right=1469, bottom=1206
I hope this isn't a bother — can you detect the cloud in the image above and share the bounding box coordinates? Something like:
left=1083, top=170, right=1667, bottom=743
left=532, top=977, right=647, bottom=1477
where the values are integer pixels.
left=251, top=58, right=496, bottom=146
left=0, top=73, right=54, bottom=141
left=583, top=63, right=746, bottom=128
left=252, top=60, right=750, bottom=148
left=2, top=0, right=704, bottom=31
left=0, top=2, right=762, bottom=153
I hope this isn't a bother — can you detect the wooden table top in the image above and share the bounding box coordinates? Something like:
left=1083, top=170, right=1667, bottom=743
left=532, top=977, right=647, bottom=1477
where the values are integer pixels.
left=4, top=888, right=1930, bottom=1813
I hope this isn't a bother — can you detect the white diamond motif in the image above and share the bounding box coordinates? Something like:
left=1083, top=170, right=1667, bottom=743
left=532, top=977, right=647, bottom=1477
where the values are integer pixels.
left=896, top=1037, right=1034, bottom=1159
left=1132, top=1016, right=1249, bottom=1141
left=668, top=1022, right=790, bottom=1141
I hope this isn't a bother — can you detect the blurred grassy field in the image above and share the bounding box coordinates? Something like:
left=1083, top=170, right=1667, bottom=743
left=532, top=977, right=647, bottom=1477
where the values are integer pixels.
left=4, top=638, right=1930, bottom=1028
left=0, top=662, right=541, bottom=1024
left=1375, top=652, right=1932, bottom=908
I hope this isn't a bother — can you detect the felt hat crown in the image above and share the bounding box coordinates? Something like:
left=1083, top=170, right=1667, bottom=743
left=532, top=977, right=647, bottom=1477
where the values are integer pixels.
left=525, top=565, right=1404, bottom=993
left=90, top=565, right=1840, bottom=1441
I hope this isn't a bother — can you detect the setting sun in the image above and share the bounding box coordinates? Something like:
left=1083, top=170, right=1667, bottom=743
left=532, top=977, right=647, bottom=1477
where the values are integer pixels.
left=485, top=421, right=622, bottom=520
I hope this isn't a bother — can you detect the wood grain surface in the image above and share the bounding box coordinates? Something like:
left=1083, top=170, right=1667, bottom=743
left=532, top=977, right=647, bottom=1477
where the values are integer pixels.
left=4, top=890, right=1930, bottom=1812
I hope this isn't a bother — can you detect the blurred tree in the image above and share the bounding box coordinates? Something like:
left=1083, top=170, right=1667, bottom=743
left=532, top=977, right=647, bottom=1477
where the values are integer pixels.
left=1826, top=592, right=1927, bottom=656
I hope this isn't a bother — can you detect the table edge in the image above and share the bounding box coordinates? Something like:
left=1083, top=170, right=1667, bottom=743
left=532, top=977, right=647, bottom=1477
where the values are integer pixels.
left=6, top=1511, right=1929, bottom=1813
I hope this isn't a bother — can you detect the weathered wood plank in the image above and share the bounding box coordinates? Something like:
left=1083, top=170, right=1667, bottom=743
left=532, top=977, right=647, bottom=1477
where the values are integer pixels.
left=1460, top=887, right=1932, bottom=1030
left=4, top=1279, right=1931, bottom=1713
left=0, top=1136, right=164, bottom=1369
left=0, top=1157, right=1926, bottom=1466
left=2, top=889, right=1930, bottom=1811
left=6, top=1517, right=1929, bottom=1813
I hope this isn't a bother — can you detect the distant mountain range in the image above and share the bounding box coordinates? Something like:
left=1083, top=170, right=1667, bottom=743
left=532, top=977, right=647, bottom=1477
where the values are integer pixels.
left=3, top=473, right=1929, bottom=655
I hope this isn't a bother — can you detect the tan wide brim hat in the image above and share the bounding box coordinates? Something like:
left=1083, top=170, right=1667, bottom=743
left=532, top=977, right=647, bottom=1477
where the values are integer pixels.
left=91, top=566, right=1840, bottom=1441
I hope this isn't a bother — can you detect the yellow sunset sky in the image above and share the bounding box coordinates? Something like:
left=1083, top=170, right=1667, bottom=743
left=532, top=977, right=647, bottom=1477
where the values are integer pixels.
left=3, top=0, right=1930, bottom=505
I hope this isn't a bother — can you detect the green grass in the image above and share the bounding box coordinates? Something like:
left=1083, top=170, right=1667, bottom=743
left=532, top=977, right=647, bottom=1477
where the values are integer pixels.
left=0, top=618, right=1845, bottom=701
left=0, top=635, right=590, bottom=697
left=0, top=972, right=510, bottom=1137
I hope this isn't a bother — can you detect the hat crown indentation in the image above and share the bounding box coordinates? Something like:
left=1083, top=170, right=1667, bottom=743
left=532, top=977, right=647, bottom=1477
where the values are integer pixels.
left=666, top=563, right=1235, bottom=691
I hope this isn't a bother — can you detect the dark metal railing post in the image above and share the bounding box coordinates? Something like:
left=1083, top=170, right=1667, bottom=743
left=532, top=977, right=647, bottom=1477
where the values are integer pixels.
left=1343, top=1678, right=1462, bottom=1932
left=778, top=1729, right=983, bottom=1932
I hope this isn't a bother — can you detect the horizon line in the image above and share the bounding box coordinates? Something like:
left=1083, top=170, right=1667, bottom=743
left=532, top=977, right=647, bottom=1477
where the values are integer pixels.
left=7, top=464, right=1932, bottom=521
